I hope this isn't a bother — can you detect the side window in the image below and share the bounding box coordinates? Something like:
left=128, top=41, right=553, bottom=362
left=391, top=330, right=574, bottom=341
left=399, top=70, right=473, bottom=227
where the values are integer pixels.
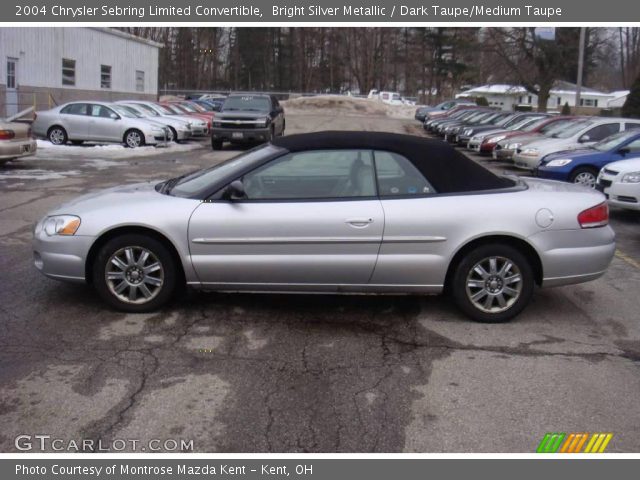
left=625, top=123, right=640, bottom=131
left=624, top=139, right=640, bottom=152
left=584, top=123, right=620, bottom=142
left=90, top=105, right=115, bottom=118
left=61, top=103, right=88, bottom=115
left=243, top=150, right=376, bottom=200
left=374, top=151, right=436, bottom=196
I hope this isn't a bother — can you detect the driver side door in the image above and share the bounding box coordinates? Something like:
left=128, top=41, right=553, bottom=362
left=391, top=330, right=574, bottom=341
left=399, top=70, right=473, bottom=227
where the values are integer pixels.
left=188, top=149, right=384, bottom=290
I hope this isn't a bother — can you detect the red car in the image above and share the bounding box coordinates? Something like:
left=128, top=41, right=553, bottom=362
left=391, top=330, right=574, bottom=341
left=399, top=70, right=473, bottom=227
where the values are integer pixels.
left=159, top=102, right=213, bottom=130
left=479, top=116, right=575, bottom=154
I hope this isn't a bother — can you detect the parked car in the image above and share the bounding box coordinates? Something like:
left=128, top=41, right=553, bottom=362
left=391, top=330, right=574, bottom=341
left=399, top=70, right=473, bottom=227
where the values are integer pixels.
left=160, top=102, right=212, bottom=131
left=33, top=131, right=614, bottom=323
left=192, top=99, right=224, bottom=112
left=513, top=118, right=640, bottom=170
left=466, top=114, right=548, bottom=151
left=115, top=102, right=191, bottom=142
left=0, top=120, right=37, bottom=163
left=453, top=112, right=541, bottom=146
left=415, top=99, right=475, bottom=122
left=487, top=117, right=576, bottom=160
left=211, top=93, right=285, bottom=150
left=537, top=129, right=640, bottom=187
left=425, top=107, right=480, bottom=132
left=32, top=102, right=170, bottom=148
left=124, top=101, right=209, bottom=137
left=597, top=157, right=640, bottom=210
left=434, top=109, right=490, bottom=136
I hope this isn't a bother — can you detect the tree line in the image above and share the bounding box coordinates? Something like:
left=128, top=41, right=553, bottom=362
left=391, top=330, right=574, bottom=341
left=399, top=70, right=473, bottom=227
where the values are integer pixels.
left=121, top=27, right=640, bottom=111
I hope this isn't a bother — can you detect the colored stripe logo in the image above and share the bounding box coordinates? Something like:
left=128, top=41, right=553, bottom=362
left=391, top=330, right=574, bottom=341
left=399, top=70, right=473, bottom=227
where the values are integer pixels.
left=537, top=433, right=613, bottom=453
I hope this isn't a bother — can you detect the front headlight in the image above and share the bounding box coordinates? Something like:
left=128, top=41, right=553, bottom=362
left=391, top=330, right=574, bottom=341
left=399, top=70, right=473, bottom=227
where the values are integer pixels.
left=464, top=128, right=473, bottom=136
left=621, top=171, right=640, bottom=183
left=521, top=148, right=540, bottom=157
left=43, top=215, right=81, bottom=236
left=259, top=117, right=271, bottom=127
left=507, top=142, right=522, bottom=150
left=545, top=158, right=573, bottom=167
left=489, top=135, right=507, bottom=143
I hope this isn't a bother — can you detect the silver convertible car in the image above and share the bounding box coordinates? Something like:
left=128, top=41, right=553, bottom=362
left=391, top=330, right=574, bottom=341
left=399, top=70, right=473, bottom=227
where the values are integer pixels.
left=33, top=132, right=615, bottom=322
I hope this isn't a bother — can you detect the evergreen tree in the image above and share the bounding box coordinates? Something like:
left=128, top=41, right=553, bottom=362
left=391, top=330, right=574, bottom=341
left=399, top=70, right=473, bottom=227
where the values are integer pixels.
left=622, top=74, right=640, bottom=118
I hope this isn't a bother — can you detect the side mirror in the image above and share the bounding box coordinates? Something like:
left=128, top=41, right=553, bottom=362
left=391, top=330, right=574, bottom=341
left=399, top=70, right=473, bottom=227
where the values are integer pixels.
left=618, top=147, right=630, bottom=155
left=110, top=113, right=120, bottom=120
left=223, top=180, right=245, bottom=200
left=579, top=134, right=591, bottom=143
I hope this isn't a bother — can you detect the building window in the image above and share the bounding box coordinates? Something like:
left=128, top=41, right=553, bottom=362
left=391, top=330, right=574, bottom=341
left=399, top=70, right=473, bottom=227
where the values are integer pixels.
left=136, top=70, right=145, bottom=92
left=557, top=97, right=561, bottom=106
left=7, top=59, right=16, bottom=89
left=580, top=98, right=598, bottom=107
left=101, top=65, right=112, bottom=89
left=62, top=58, right=76, bottom=86
left=528, top=96, right=532, bottom=104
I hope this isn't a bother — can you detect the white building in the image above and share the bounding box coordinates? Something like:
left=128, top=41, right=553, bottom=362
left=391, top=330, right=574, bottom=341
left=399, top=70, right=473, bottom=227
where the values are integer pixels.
left=1, top=27, right=161, bottom=118
left=607, top=90, right=630, bottom=109
left=456, top=81, right=615, bottom=111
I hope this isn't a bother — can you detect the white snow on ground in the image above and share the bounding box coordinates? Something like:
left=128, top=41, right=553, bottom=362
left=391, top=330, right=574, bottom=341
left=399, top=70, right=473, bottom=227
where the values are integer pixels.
left=34, top=139, right=203, bottom=159
left=281, top=95, right=416, bottom=119
left=0, top=169, right=82, bottom=181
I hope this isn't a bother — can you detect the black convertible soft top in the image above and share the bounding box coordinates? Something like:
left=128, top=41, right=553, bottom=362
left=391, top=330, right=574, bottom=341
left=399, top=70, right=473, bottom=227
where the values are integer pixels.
left=271, top=131, right=514, bottom=193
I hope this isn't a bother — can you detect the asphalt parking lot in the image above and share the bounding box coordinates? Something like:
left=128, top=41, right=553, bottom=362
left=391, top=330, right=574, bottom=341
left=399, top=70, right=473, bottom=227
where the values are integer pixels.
left=1, top=112, right=639, bottom=453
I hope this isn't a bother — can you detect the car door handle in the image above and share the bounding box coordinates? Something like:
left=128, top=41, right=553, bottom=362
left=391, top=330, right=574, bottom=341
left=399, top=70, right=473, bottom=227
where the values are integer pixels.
left=345, top=218, right=374, bottom=227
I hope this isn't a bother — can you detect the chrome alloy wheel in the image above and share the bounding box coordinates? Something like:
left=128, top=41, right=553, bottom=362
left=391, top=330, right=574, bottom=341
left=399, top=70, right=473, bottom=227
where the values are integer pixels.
left=465, top=256, right=522, bottom=313
left=573, top=171, right=597, bottom=188
left=105, top=246, right=164, bottom=304
left=49, top=128, right=66, bottom=145
left=125, top=131, right=143, bottom=148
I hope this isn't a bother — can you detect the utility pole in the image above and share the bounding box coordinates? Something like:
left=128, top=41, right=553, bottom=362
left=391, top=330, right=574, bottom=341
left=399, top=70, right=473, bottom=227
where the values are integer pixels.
left=575, top=27, right=586, bottom=111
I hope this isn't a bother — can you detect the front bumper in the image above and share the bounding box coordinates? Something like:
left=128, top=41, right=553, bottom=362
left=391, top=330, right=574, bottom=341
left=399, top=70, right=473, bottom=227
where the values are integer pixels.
left=492, top=146, right=515, bottom=163
left=176, top=129, right=191, bottom=140
left=597, top=173, right=640, bottom=210
left=212, top=127, right=271, bottom=144
left=32, top=230, right=94, bottom=283
left=534, top=167, right=570, bottom=182
left=0, top=138, right=37, bottom=161
left=513, top=153, right=540, bottom=170
left=190, top=126, right=209, bottom=136
left=529, top=226, right=615, bottom=287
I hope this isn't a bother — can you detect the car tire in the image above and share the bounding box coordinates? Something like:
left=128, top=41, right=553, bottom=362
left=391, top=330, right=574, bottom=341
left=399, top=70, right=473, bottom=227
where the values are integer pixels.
left=569, top=167, right=598, bottom=189
left=280, top=120, right=286, bottom=136
left=451, top=243, right=534, bottom=323
left=70, top=140, right=84, bottom=146
left=92, top=234, right=178, bottom=313
left=212, top=139, right=223, bottom=150
left=168, top=126, right=178, bottom=143
left=47, top=126, right=68, bottom=145
left=124, top=129, right=145, bottom=148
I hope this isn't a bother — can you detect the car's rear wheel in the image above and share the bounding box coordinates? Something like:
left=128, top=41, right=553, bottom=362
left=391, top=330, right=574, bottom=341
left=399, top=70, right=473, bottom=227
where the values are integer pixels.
left=92, top=234, right=177, bottom=312
left=48, top=126, right=67, bottom=145
left=570, top=167, right=598, bottom=188
left=124, top=129, right=145, bottom=148
left=168, top=126, right=178, bottom=143
left=451, top=244, right=534, bottom=323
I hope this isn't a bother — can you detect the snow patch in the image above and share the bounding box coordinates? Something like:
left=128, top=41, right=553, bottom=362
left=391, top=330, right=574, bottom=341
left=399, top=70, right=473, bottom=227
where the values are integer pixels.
left=35, top=139, right=203, bottom=159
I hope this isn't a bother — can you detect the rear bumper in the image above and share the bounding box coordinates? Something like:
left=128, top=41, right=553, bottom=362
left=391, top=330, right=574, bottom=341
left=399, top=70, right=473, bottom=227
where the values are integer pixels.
left=528, top=226, right=615, bottom=287
left=0, top=138, right=37, bottom=161
left=212, top=127, right=271, bottom=144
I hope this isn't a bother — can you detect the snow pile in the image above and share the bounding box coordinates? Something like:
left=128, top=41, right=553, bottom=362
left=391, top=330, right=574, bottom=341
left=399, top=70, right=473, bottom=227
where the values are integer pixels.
left=282, top=95, right=415, bottom=119
left=35, top=139, right=203, bottom=159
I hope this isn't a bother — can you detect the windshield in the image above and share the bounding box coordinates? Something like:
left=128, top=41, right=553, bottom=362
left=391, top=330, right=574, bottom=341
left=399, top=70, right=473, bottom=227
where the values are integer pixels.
left=154, top=104, right=176, bottom=115
left=508, top=117, right=541, bottom=131
left=223, top=95, right=271, bottom=112
left=551, top=120, right=594, bottom=138
left=168, top=144, right=282, bottom=197
left=111, top=105, right=140, bottom=118
left=592, top=130, right=638, bottom=151
left=521, top=117, right=550, bottom=132
left=131, top=103, right=160, bottom=116
left=176, top=103, right=197, bottom=113
left=479, top=113, right=507, bottom=125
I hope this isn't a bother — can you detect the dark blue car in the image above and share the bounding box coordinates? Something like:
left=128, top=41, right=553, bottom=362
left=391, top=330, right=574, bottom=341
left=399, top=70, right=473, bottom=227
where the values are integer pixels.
left=536, top=129, right=640, bottom=187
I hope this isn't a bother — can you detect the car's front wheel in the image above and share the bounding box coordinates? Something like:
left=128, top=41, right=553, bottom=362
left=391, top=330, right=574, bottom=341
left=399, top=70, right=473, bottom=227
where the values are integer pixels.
left=570, top=167, right=598, bottom=188
left=92, top=234, right=177, bottom=312
left=124, top=129, right=145, bottom=148
left=451, top=244, right=534, bottom=323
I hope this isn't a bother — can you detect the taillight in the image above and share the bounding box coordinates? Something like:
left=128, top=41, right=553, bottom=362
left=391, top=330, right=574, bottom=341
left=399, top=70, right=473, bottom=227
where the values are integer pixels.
left=578, top=202, right=609, bottom=228
left=0, top=129, right=15, bottom=140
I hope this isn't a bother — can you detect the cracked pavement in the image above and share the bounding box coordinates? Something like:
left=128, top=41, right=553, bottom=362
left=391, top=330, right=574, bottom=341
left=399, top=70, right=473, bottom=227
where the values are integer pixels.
left=1, top=112, right=640, bottom=452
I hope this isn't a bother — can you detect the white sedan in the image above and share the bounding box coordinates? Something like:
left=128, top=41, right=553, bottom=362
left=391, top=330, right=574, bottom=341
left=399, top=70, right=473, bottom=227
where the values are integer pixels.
left=597, top=157, right=640, bottom=211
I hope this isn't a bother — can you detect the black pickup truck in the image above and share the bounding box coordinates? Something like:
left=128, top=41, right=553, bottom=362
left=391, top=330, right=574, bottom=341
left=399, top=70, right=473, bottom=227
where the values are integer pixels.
left=211, top=93, right=285, bottom=150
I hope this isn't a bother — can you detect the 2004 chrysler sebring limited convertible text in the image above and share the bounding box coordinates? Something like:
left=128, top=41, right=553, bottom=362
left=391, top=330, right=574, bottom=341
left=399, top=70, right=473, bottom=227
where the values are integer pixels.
left=33, top=132, right=615, bottom=323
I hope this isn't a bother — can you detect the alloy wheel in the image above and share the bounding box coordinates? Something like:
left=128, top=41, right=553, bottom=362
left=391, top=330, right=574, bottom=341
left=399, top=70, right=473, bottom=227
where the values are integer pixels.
left=126, top=131, right=142, bottom=148
left=105, top=246, right=164, bottom=304
left=465, top=256, right=522, bottom=313
left=573, top=171, right=597, bottom=188
left=49, top=128, right=66, bottom=145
